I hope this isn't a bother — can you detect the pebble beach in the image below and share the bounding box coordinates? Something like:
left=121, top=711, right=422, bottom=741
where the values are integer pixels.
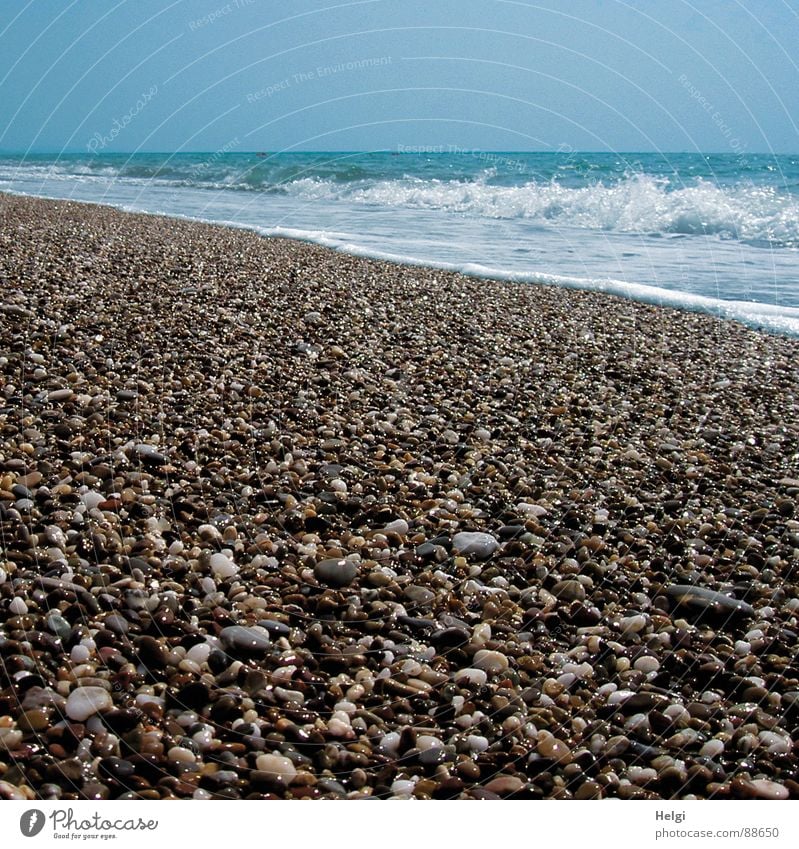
left=1, top=192, right=798, bottom=800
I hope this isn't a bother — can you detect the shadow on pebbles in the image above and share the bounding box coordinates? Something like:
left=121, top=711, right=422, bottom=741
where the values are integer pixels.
left=0, top=194, right=798, bottom=800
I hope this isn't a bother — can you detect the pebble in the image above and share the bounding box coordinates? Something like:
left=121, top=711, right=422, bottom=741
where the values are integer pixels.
left=472, top=649, right=509, bottom=674
left=536, top=735, right=573, bottom=764
left=219, top=626, right=271, bottom=654
left=633, top=656, right=660, bottom=674
left=665, top=584, right=754, bottom=617
left=255, top=753, right=297, bottom=783
left=8, top=597, right=28, bottom=615
left=484, top=776, right=524, bottom=795
left=452, top=531, right=499, bottom=559
left=452, top=667, right=488, bottom=686
left=551, top=580, right=586, bottom=602
left=741, top=779, right=789, bottom=800
left=209, top=551, right=239, bottom=579
left=314, top=557, right=358, bottom=587
left=65, top=687, right=113, bottom=721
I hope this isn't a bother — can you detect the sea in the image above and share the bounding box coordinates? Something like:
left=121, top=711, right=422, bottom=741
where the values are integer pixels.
left=1, top=151, right=798, bottom=336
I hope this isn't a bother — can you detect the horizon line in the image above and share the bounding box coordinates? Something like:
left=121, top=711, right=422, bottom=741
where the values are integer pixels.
left=1, top=149, right=796, bottom=156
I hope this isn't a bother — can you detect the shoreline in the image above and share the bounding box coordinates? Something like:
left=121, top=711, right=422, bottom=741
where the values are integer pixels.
left=1, top=193, right=798, bottom=801
left=1, top=187, right=797, bottom=338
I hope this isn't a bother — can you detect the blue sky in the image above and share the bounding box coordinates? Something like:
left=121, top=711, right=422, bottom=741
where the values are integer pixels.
left=1, top=0, right=797, bottom=153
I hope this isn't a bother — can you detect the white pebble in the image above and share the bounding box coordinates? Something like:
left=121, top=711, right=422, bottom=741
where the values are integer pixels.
left=380, top=732, right=400, bottom=753
left=699, top=739, right=725, bottom=758
left=452, top=667, right=487, bottom=686
left=80, top=490, right=105, bottom=510
left=467, top=734, right=489, bottom=753
left=383, top=519, right=409, bottom=535
left=179, top=659, right=202, bottom=675
left=759, top=731, right=791, bottom=755
left=452, top=531, right=499, bottom=559
left=472, top=649, right=509, bottom=674
left=416, top=735, right=443, bottom=751
left=627, top=766, right=657, bottom=785
left=186, top=642, right=212, bottom=664
left=192, top=728, right=214, bottom=749
left=167, top=746, right=196, bottom=764
left=209, top=551, right=239, bottom=579
left=327, top=717, right=351, bottom=737
left=8, top=598, right=27, bottom=615
left=256, top=753, right=296, bottom=782
left=391, top=779, right=415, bottom=796
left=70, top=645, right=91, bottom=664
left=516, top=502, right=548, bottom=517
left=65, top=686, right=112, bottom=721
left=633, top=656, right=660, bottom=674
left=619, top=614, right=647, bottom=634
left=472, top=624, right=492, bottom=650
left=607, top=689, right=634, bottom=705
left=0, top=729, right=23, bottom=750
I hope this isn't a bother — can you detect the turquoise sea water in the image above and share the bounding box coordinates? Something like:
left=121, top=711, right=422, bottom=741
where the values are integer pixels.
left=1, top=151, right=798, bottom=334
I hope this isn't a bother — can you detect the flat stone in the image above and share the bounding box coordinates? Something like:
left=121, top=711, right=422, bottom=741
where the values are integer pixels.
left=472, top=649, right=509, bottom=674
left=665, top=584, right=754, bottom=617
left=18, top=471, right=43, bottom=488
left=552, top=580, right=586, bottom=602
left=314, top=557, right=357, bottom=588
left=47, top=388, right=75, bottom=402
left=742, top=779, right=789, bottom=800
left=452, top=531, right=499, bottom=559
left=257, top=619, right=290, bottom=638
left=516, top=502, right=548, bottom=518
left=452, top=667, right=487, bottom=686
left=484, top=776, right=525, bottom=795
left=219, top=626, right=271, bottom=654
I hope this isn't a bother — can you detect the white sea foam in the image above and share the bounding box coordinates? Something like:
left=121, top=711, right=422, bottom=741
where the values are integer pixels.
left=277, top=174, right=799, bottom=246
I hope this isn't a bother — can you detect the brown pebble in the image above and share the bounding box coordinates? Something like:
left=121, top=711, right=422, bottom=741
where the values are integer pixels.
left=484, top=775, right=525, bottom=795
left=574, top=780, right=603, bottom=799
